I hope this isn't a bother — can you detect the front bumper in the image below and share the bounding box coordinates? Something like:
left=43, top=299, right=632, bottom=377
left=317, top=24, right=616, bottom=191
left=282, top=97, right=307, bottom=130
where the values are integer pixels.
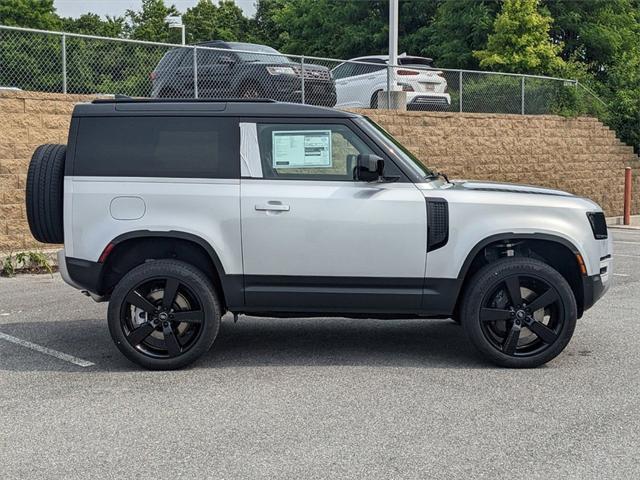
left=582, top=252, right=612, bottom=313
left=270, top=76, right=336, bottom=107
left=583, top=272, right=608, bottom=312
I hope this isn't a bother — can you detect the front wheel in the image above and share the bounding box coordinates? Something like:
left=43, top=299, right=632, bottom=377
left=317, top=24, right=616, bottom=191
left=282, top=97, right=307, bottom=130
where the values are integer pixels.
left=461, top=257, right=577, bottom=368
left=108, top=260, right=221, bottom=370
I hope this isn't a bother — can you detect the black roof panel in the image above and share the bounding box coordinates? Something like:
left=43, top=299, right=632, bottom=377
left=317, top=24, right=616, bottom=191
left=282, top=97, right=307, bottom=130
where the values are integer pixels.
left=74, top=99, right=358, bottom=118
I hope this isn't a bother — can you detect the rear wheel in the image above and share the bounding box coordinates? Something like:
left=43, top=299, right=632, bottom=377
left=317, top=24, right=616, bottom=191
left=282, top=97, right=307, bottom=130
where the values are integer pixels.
left=108, top=260, right=221, bottom=370
left=461, top=257, right=577, bottom=368
left=370, top=90, right=382, bottom=109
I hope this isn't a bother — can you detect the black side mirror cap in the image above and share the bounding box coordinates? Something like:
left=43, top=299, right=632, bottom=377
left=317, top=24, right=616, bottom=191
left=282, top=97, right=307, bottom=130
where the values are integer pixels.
left=355, top=154, right=384, bottom=182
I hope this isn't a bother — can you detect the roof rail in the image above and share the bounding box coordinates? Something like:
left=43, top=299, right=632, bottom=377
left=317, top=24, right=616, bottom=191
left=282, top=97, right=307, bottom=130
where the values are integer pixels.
left=92, top=97, right=277, bottom=104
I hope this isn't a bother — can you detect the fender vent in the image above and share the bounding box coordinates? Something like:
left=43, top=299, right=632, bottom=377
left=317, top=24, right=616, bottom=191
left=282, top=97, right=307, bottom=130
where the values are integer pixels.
left=426, top=198, right=449, bottom=252
left=587, top=212, right=608, bottom=239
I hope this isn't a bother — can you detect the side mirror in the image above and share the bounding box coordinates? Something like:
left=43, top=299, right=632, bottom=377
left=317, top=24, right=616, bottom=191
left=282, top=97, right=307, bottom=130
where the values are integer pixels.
left=219, top=55, right=236, bottom=65
left=355, top=154, right=384, bottom=182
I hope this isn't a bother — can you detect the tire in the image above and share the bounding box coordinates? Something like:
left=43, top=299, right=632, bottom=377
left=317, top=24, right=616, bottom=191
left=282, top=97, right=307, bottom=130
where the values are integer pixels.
left=25, top=144, right=66, bottom=244
left=461, top=257, right=577, bottom=368
left=370, top=90, right=382, bottom=109
left=239, top=82, right=264, bottom=99
left=107, top=260, right=221, bottom=370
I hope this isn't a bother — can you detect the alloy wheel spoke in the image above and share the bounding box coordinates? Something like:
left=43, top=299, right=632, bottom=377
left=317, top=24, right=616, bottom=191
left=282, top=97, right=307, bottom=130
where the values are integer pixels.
left=480, top=307, right=512, bottom=322
left=127, top=323, right=156, bottom=346
left=162, top=323, right=181, bottom=357
left=527, top=319, right=558, bottom=344
left=126, top=291, right=156, bottom=313
left=527, top=288, right=559, bottom=313
left=171, top=310, right=204, bottom=324
left=163, top=278, right=180, bottom=309
left=504, top=276, right=522, bottom=306
left=502, top=324, right=521, bottom=355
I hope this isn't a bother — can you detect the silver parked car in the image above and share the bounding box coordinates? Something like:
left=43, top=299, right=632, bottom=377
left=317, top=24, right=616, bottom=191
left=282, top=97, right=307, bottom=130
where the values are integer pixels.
left=25, top=98, right=611, bottom=369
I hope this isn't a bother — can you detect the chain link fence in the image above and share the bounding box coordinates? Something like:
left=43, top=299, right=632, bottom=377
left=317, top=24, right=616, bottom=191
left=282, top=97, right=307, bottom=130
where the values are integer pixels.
left=1, top=25, right=585, bottom=115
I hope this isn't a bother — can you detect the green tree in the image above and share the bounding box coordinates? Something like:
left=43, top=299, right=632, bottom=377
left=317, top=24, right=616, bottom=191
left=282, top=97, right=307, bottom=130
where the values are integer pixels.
left=252, top=0, right=388, bottom=58
left=183, top=0, right=249, bottom=43
left=474, top=0, right=565, bottom=75
left=125, top=0, right=180, bottom=43
left=407, top=0, right=497, bottom=69
left=61, top=13, right=125, bottom=37
left=0, top=0, right=61, bottom=30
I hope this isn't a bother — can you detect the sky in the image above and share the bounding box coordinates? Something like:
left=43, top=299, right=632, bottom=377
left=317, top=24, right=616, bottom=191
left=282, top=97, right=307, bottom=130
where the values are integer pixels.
left=54, top=0, right=257, bottom=19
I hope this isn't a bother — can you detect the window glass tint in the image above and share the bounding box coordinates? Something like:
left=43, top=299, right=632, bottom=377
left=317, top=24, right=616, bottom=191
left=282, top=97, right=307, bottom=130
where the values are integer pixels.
left=197, top=47, right=231, bottom=65
left=256, top=123, right=375, bottom=181
left=351, top=63, right=386, bottom=76
left=332, top=63, right=354, bottom=80
left=74, top=116, right=238, bottom=178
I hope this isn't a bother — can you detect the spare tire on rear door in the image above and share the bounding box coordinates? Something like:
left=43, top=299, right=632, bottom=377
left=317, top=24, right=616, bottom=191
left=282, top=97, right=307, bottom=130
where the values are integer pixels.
left=25, top=144, right=66, bottom=244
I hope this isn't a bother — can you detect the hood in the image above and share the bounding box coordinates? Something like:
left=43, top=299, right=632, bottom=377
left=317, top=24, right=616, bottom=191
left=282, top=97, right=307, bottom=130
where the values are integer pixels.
left=453, top=180, right=573, bottom=197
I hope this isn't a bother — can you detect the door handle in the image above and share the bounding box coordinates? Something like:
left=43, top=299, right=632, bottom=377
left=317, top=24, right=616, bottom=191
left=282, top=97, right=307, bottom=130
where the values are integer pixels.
left=255, top=203, right=290, bottom=212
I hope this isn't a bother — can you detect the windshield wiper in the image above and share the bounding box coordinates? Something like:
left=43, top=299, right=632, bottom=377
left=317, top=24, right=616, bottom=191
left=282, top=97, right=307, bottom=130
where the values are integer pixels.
left=424, top=171, right=450, bottom=183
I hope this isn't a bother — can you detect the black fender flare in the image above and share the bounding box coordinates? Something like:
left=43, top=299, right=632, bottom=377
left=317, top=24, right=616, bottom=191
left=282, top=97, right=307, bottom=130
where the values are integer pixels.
left=106, top=230, right=243, bottom=308
left=456, top=232, right=583, bottom=281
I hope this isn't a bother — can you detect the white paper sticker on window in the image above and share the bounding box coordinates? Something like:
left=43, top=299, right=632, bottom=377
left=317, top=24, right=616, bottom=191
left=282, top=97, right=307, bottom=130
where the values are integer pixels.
left=272, top=130, right=332, bottom=168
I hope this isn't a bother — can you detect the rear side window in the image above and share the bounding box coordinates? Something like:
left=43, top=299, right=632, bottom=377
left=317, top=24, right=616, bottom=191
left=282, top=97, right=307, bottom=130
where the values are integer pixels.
left=74, top=116, right=239, bottom=178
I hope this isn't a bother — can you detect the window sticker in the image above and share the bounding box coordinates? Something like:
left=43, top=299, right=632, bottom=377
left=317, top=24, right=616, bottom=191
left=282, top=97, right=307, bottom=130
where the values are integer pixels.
left=272, top=130, right=332, bottom=168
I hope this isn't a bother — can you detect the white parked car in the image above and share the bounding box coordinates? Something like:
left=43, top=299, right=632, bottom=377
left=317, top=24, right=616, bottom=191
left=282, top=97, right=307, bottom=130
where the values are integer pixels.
left=332, top=54, right=451, bottom=110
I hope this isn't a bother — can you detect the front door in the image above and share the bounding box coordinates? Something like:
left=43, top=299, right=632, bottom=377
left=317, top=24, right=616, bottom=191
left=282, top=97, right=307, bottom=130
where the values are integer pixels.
left=239, top=120, right=427, bottom=313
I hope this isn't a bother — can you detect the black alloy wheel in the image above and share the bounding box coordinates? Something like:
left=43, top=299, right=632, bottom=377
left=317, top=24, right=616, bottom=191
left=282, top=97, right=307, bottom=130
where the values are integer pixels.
left=461, top=257, right=577, bottom=368
left=108, top=260, right=220, bottom=370
left=121, top=276, right=204, bottom=359
left=479, top=274, right=564, bottom=357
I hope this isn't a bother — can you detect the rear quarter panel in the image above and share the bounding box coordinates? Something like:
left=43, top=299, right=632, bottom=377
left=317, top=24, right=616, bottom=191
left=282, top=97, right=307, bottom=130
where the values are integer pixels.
left=64, top=176, right=242, bottom=275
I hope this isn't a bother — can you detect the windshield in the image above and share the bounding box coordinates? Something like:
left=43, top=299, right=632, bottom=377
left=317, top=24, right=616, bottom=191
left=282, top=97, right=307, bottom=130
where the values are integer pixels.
left=227, top=42, right=292, bottom=63
left=356, top=116, right=434, bottom=178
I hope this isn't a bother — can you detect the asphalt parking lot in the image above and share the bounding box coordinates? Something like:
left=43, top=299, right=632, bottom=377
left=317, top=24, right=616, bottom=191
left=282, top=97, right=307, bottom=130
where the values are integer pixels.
left=1, top=228, right=639, bottom=480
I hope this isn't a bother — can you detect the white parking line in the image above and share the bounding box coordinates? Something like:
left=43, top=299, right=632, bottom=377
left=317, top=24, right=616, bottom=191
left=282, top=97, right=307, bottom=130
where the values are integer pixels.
left=614, top=273, right=630, bottom=277
left=613, top=254, right=640, bottom=258
left=0, top=332, right=95, bottom=367
left=613, top=241, right=640, bottom=246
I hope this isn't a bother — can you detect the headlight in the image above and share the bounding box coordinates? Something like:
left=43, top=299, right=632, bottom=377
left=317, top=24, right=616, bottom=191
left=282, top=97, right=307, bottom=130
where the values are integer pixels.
left=267, top=66, right=296, bottom=76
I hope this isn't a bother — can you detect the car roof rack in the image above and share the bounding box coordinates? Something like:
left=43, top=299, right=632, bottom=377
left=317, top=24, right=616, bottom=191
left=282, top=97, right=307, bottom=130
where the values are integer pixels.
left=92, top=96, right=277, bottom=104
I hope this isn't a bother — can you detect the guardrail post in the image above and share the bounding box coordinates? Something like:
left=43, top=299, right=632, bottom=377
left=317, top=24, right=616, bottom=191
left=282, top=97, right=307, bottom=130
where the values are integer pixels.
left=61, top=34, right=67, bottom=94
left=521, top=76, right=525, bottom=115
left=193, top=46, right=198, bottom=99
left=459, top=70, right=463, bottom=113
left=300, top=56, right=305, bottom=104
left=624, top=167, right=632, bottom=225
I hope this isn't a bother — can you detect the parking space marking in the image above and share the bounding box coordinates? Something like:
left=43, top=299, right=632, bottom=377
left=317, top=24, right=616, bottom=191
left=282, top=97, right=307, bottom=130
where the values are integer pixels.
left=614, top=273, right=630, bottom=277
left=0, top=332, right=95, bottom=367
left=613, top=254, right=640, bottom=259
left=613, top=240, right=640, bottom=245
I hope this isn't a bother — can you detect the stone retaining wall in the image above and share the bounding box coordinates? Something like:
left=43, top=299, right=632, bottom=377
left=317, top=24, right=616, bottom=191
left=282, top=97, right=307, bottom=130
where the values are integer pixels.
left=0, top=90, right=638, bottom=253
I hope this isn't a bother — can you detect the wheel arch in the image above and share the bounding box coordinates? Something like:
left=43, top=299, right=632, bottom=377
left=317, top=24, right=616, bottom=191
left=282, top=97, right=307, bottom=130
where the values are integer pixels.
left=455, top=233, right=587, bottom=318
left=99, top=230, right=242, bottom=310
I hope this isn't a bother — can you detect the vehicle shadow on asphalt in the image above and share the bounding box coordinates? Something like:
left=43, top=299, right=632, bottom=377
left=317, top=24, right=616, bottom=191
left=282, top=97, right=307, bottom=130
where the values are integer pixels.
left=0, top=316, right=488, bottom=372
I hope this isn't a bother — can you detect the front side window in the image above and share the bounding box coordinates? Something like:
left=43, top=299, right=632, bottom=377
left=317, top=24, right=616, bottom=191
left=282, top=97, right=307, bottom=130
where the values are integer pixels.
left=355, top=116, right=434, bottom=178
left=74, top=116, right=239, bottom=178
left=255, top=123, right=375, bottom=181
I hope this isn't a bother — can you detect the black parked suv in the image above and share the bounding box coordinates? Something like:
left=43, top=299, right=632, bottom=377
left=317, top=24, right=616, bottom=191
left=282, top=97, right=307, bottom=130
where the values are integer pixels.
left=151, top=41, right=337, bottom=107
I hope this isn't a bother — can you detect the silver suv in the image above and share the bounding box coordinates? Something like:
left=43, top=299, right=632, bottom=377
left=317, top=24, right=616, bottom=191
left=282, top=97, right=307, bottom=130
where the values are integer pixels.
left=25, top=98, right=612, bottom=370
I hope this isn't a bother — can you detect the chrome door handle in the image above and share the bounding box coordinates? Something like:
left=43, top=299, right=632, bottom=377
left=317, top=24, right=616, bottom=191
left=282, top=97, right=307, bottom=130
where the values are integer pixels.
left=255, top=203, right=290, bottom=212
